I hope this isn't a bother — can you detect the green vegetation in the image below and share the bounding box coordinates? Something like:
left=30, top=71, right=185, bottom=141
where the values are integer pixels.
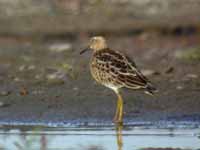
left=179, top=48, right=200, bottom=61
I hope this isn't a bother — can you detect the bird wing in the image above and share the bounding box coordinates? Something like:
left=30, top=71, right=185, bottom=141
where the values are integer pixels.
left=95, top=48, right=150, bottom=89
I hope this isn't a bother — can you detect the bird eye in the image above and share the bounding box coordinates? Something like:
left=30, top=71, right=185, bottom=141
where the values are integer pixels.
left=91, top=39, right=96, bottom=43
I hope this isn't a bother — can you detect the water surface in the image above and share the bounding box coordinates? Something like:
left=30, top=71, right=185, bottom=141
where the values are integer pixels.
left=0, top=126, right=199, bottom=150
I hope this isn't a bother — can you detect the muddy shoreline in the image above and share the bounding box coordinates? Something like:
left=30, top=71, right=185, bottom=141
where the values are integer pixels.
left=0, top=33, right=199, bottom=127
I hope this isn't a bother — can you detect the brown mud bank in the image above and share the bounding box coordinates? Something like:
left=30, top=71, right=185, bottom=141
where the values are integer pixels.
left=0, top=32, right=199, bottom=126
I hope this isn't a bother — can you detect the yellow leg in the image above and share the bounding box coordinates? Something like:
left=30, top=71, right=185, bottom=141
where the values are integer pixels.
left=117, top=93, right=123, bottom=124
left=113, top=96, right=120, bottom=122
left=113, top=91, right=124, bottom=124
left=118, top=93, right=123, bottom=123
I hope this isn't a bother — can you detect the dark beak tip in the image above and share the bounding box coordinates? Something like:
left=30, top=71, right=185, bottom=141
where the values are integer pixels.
left=80, top=48, right=90, bottom=55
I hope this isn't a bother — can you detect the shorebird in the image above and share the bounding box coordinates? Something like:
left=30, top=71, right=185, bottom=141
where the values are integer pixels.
left=80, top=36, right=156, bottom=124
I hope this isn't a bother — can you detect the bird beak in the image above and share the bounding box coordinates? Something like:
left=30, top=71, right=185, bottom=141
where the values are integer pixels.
left=80, top=47, right=91, bottom=55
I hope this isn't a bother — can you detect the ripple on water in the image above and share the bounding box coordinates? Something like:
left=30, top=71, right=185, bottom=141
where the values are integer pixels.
left=0, top=125, right=199, bottom=150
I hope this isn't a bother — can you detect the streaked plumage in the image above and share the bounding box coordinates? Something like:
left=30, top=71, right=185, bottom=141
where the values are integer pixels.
left=90, top=48, right=155, bottom=94
left=80, top=36, right=156, bottom=124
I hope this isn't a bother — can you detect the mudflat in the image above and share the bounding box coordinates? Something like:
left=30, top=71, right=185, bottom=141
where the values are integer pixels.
left=0, top=34, right=199, bottom=126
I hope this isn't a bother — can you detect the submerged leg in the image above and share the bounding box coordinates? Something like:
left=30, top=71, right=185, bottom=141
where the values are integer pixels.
left=116, top=124, right=123, bottom=150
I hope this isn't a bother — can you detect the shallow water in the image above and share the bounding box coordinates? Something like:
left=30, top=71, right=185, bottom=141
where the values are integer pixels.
left=0, top=126, right=199, bottom=150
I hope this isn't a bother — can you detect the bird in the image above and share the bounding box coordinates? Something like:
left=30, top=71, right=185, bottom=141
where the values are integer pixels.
left=80, top=36, right=157, bottom=124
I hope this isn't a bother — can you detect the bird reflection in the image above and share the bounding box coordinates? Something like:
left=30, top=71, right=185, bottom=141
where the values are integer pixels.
left=116, top=125, right=123, bottom=150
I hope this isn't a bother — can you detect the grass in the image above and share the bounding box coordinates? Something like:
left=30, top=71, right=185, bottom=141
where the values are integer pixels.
left=179, top=48, right=200, bottom=61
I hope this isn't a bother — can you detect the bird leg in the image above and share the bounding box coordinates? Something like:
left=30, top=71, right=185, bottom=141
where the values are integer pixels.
left=113, top=97, right=120, bottom=122
left=113, top=92, right=123, bottom=124
left=118, top=93, right=123, bottom=124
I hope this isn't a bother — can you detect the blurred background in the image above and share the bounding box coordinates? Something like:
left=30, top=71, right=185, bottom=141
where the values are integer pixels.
left=0, top=1, right=200, bottom=150
left=0, top=0, right=200, bottom=123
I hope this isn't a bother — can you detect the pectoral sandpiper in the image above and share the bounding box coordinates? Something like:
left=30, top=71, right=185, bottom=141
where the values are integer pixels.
left=80, top=36, right=156, bottom=124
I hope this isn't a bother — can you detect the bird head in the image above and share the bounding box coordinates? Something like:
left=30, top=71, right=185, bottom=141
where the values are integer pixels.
left=80, top=36, right=108, bottom=54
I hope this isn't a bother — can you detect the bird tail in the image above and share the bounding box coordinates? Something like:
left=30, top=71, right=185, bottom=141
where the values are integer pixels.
left=144, top=83, right=158, bottom=96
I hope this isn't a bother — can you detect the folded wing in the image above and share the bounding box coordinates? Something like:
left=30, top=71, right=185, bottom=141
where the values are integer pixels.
left=95, top=49, right=156, bottom=94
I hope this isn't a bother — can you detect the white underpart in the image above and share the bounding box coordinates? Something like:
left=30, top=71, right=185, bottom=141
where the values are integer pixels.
left=105, top=84, right=119, bottom=94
